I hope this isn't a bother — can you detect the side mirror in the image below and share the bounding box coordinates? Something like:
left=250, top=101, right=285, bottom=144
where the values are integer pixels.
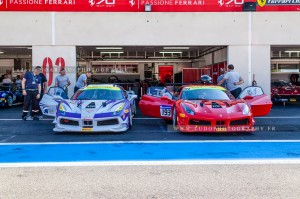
left=161, top=96, right=172, bottom=101
left=243, top=95, right=254, bottom=100
left=131, top=94, right=138, bottom=100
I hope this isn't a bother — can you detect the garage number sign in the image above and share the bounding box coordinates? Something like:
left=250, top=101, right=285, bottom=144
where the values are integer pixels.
left=0, top=0, right=299, bottom=11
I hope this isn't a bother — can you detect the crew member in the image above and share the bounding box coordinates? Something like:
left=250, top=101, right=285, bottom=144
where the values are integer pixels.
left=21, top=66, right=42, bottom=121
left=37, top=71, right=47, bottom=119
left=218, top=64, right=244, bottom=98
left=74, top=71, right=93, bottom=93
left=55, top=68, right=71, bottom=90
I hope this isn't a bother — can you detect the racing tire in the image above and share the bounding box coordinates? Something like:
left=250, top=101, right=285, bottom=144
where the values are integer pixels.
left=6, top=95, right=13, bottom=107
left=172, top=108, right=178, bottom=130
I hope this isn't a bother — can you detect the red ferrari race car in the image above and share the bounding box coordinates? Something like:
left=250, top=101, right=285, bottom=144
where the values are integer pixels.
left=271, top=80, right=300, bottom=103
left=139, top=85, right=272, bottom=133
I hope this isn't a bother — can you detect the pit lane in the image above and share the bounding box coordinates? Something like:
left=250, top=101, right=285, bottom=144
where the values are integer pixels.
left=0, top=103, right=300, bottom=143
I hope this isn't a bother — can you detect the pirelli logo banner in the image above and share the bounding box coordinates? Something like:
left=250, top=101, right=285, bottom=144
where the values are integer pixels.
left=0, top=0, right=299, bottom=11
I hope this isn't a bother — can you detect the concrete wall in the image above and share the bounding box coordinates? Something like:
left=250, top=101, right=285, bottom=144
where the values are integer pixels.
left=1, top=12, right=300, bottom=96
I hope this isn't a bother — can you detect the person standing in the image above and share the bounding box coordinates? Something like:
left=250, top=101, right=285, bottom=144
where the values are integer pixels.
left=37, top=71, right=47, bottom=119
left=21, top=66, right=42, bottom=121
left=217, top=69, right=227, bottom=88
left=2, top=74, right=12, bottom=84
left=15, top=75, right=22, bottom=84
left=55, top=68, right=71, bottom=92
left=74, top=71, right=93, bottom=93
left=218, top=64, right=244, bottom=98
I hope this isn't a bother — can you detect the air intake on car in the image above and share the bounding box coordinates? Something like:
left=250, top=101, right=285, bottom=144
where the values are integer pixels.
left=230, top=119, right=249, bottom=126
left=97, top=119, right=119, bottom=126
left=86, top=102, right=96, bottom=109
left=189, top=119, right=211, bottom=126
left=212, top=102, right=222, bottom=108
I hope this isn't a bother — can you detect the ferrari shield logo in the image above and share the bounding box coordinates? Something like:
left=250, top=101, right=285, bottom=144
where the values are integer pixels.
left=257, top=0, right=266, bottom=7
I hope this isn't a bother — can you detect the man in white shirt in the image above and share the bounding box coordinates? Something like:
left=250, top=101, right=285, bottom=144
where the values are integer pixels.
left=15, top=75, right=22, bottom=84
left=218, top=64, right=244, bottom=98
left=2, top=74, right=11, bottom=84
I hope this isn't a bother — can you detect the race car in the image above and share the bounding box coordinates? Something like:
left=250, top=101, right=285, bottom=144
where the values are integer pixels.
left=0, top=83, right=23, bottom=107
left=139, top=85, right=272, bottom=133
left=39, top=84, right=137, bottom=133
left=271, top=80, right=300, bottom=103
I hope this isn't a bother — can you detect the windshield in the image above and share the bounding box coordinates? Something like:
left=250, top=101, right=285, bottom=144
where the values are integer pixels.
left=180, top=88, right=230, bottom=100
left=72, top=88, right=124, bottom=100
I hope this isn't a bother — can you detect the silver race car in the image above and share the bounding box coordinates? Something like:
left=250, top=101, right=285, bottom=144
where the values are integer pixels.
left=39, top=84, right=137, bottom=133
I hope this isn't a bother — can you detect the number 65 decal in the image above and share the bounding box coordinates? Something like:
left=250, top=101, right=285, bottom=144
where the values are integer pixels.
left=42, top=57, right=65, bottom=86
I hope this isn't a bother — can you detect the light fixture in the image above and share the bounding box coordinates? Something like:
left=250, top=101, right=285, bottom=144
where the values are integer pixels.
left=163, top=47, right=190, bottom=50
left=100, top=51, right=124, bottom=54
left=285, top=50, right=300, bottom=53
left=145, top=4, right=152, bottom=12
left=0, top=52, right=4, bottom=54
left=159, top=51, right=183, bottom=54
left=96, top=47, right=123, bottom=50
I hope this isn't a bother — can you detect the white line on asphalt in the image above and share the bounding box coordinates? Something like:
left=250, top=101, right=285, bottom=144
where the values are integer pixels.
left=0, top=140, right=300, bottom=145
left=1, top=159, right=300, bottom=168
left=0, top=135, right=16, bottom=143
left=0, top=118, right=161, bottom=121
left=1, top=116, right=300, bottom=121
left=256, top=116, right=300, bottom=119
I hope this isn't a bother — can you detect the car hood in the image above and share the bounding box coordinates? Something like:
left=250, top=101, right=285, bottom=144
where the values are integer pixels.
left=180, top=100, right=248, bottom=117
left=58, top=99, right=128, bottom=119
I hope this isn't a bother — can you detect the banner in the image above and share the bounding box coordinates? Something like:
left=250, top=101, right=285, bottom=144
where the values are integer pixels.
left=0, top=0, right=299, bottom=11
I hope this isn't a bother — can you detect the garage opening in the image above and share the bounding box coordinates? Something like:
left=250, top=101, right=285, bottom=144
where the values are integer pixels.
left=271, top=46, right=300, bottom=103
left=0, top=46, right=32, bottom=83
left=76, top=46, right=227, bottom=87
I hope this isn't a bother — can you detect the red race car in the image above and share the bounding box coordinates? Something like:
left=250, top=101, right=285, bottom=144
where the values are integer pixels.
left=139, top=85, right=272, bottom=133
left=271, top=80, right=300, bottom=103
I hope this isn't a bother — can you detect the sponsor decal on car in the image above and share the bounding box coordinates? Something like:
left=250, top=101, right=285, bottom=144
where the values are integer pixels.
left=160, top=105, right=172, bottom=117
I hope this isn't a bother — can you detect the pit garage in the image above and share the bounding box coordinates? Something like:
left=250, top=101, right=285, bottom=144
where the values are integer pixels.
left=0, top=46, right=32, bottom=82
left=271, top=46, right=300, bottom=104
left=76, top=46, right=227, bottom=95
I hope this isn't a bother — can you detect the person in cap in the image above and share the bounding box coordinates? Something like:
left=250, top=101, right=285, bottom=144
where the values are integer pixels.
left=21, top=66, right=42, bottom=121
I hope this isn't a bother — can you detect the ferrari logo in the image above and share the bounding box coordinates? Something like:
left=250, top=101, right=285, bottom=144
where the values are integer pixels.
left=257, top=0, right=266, bottom=7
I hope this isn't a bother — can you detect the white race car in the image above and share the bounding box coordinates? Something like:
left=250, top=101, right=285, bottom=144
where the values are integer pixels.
left=39, top=84, right=137, bottom=133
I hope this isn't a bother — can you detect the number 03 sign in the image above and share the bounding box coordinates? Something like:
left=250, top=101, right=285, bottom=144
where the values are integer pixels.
left=42, top=57, right=65, bottom=86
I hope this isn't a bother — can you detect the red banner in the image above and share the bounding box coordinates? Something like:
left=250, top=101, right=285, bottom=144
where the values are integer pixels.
left=0, top=0, right=299, bottom=11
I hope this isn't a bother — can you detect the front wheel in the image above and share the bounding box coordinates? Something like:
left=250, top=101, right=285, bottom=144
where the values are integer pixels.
left=6, top=95, right=13, bottom=107
left=172, top=108, right=177, bottom=130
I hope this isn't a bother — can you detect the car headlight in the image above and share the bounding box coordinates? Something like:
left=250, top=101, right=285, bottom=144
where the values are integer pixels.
left=59, top=103, right=66, bottom=112
left=113, top=103, right=125, bottom=115
left=181, top=103, right=195, bottom=115
left=242, top=105, right=250, bottom=115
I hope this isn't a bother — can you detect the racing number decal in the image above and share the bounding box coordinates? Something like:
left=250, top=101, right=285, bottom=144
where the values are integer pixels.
left=160, top=105, right=172, bottom=117
left=42, top=57, right=53, bottom=87
left=55, top=57, right=65, bottom=71
left=42, top=57, right=65, bottom=86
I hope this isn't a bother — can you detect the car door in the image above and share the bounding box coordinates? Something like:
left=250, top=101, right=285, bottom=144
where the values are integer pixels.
left=237, top=86, right=272, bottom=117
left=126, top=90, right=138, bottom=115
left=139, top=87, right=176, bottom=119
left=39, top=87, right=68, bottom=117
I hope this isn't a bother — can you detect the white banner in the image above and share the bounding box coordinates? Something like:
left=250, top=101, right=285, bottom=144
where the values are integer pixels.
left=32, top=46, right=76, bottom=98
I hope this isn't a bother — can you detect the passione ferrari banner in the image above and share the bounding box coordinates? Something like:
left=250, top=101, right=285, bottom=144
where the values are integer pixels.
left=0, top=0, right=299, bottom=11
